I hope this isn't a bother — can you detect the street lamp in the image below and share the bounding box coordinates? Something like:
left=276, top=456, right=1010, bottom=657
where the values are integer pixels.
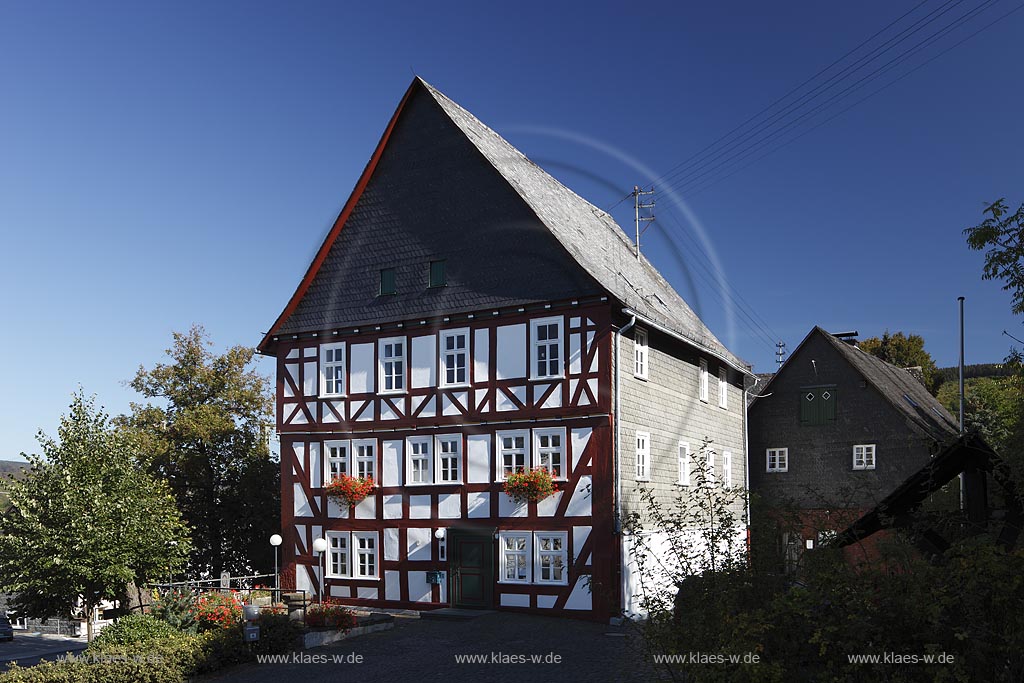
left=312, top=537, right=328, bottom=605
left=269, top=534, right=283, bottom=602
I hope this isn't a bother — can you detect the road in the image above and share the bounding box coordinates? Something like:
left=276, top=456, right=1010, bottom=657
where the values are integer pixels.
left=0, top=632, right=87, bottom=671
left=204, top=612, right=664, bottom=683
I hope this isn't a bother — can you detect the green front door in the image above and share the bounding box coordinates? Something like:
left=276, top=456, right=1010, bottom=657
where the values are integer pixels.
left=449, top=528, right=494, bottom=609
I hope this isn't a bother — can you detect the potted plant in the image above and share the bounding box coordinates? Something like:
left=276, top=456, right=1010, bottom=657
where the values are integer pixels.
left=503, top=468, right=558, bottom=503
left=325, top=473, right=375, bottom=507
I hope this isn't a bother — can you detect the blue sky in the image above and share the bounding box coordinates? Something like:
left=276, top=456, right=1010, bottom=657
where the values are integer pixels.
left=3, top=1, right=1023, bottom=459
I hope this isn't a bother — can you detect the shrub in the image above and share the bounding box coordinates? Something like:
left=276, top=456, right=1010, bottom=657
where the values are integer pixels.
left=251, top=612, right=304, bottom=654
left=305, top=601, right=356, bottom=630
left=88, top=613, right=181, bottom=650
left=192, top=591, right=242, bottom=631
left=150, top=587, right=198, bottom=632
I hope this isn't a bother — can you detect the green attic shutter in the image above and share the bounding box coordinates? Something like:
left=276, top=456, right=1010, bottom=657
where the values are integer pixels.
left=801, top=386, right=837, bottom=425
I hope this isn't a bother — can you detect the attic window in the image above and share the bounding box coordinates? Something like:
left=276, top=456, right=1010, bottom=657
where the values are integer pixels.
left=904, top=393, right=920, bottom=409
left=380, top=268, right=396, bottom=296
left=428, top=260, right=447, bottom=288
left=801, top=386, right=836, bottom=425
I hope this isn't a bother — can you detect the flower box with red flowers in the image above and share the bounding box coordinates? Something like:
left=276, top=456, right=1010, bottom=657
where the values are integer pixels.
left=325, top=474, right=375, bottom=507
left=502, top=467, right=558, bottom=503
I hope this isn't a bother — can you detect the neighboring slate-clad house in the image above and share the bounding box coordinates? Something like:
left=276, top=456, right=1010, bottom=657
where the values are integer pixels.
left=748, top=327, right=960, bottom=561
left=258, top=77, right=750, bottom=621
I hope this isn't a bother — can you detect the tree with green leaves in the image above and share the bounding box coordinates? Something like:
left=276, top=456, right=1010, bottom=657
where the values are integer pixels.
left=858, top=330, right=939, bottom=393
left=0, top=392, right=191, bottom=641
left=119, top=325, right=278, bottom=579
left=965, top=197, right=1024, bottom=314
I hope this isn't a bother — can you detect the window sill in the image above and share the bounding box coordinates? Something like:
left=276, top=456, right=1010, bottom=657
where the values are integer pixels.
left=634, top=374, right=648, bottom=381
left=378, top=390, right=408, bottom=397
left=529, top=375, right=565, bottom=382
left=635, top=478, right=650, bottom=483
left=439, top=383, right=471, bottom=390
left=326, top=576, right=382, bottom=582
left=320, top=393, right=347, bottom=400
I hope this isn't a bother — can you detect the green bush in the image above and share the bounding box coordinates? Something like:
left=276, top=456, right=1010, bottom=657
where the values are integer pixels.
left=251, top=612, right=304, bottom=655
left=88, top=614, right=181, bottom=650
left=0, top=625, right=250, bottom=683
left=150, top=588, right=197, bottom=633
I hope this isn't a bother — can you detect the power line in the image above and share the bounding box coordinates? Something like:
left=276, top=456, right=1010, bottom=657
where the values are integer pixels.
left=651, top=0, right=943, bottom=188
left=658, top=0, right=1004, bottom=199
left=672, top=0, right=1022, bottom=200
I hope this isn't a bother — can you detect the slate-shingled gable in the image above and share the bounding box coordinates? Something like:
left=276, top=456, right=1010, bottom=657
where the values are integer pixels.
left=261, top=78, right=743, bottom=370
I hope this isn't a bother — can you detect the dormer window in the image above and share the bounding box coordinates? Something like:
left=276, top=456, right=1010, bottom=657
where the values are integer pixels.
left=380, top=268, right=396, bottom=296
left=428, top=260, right=447, bottom=288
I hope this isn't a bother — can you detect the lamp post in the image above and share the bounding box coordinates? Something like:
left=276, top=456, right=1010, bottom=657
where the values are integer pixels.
left=312, top=537, right=328, bottom=605
left=269, top=534, right=282, bottom=602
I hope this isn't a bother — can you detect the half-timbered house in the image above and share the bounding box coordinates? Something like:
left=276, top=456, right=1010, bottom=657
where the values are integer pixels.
left=258, top=77, right=751, bottom=621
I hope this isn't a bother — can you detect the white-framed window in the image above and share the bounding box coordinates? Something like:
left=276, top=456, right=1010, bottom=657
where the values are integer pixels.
left=320, top=343, right=346, bottom=397
left=534, top=532, right=568, bottom=585
left=439, top=328, right=469, bottom=387
left=378, top=337, right=406, bottom=394
left=722, top=451, right=733, bottom=487
left=533, top=427, right=566, bottom=480
left=352, top=439, right=377, bottom=480
left=324, top=440, right=349, bottom=482
left=767, top=447, right=788, bottom=472
left=406, top=436, right=433, bottom=485
left=699, top=359, right=709, bottom=403
left=705, top=449, right=715, bottom=485
left=719, top=368, right=728, bottom=409
left=635, top=431, right=650, bottom=481
left=353, top=531, right=378, bottom=579
left=496, top=430, right=529, bottom=480
left=530, top=317, right=563, bottom=380
left=326, top=532, right=349, bottom=578
left=677, top=441, right=690, bottom=485
left=498, top=532, right=531, bottom=583
left=634, top=328, right=648, bottom=380
left=436, top=434, right=462, bottom=483
left=853, top=444, right=876, bottom=470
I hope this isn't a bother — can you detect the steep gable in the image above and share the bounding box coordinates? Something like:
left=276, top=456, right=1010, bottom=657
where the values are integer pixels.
left=261, top=78, right=742, bottom=370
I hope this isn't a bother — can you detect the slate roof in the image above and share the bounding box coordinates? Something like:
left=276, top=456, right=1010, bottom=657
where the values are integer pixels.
left=263, top=78, right=744, bottom=370
left=762, top=327, right=960, bottom=443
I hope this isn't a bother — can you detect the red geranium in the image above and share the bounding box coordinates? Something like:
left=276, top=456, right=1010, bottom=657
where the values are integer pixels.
left=325, top=474, right=375, bottom=507
left=503, top=468, right=558, bottom=503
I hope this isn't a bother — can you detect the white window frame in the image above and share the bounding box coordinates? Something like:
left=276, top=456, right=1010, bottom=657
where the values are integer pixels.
left=353, top=531, right=379, bottom=579
left=723, top=451, right=733, bottom=487
left=699, top=359, right=709, bottom=403
left=634, top=328, right=648, bottom=380
left=635, top=431, right=650, bottom=482
left=439, top=328, right=470, bottom=388
left=677, top=441, right=690, bottom=486
left=530, top=316, right=564, bottom=380
left=319, top=342, right=346, bottom=397
left=533, top=427, right=566, bottom=480
left=435, top=434, right=462, bottom=484
left=498, top=531, right=532, bottom=584
left=496, top=429, right=530, bottom=481
left=325, top=531, right=350, bottom=579
left=705, top=449, right=716, bottom=485
left=378, top=336, right=407, bottom=394
left=352, top=438, right=377, bottom=481
left=406, top=436, right=433, bottom=486
left=853, top=444, right=876, bottom=470
left=767, top=447, right=788, bottom=473
left=534, top=531, right=569, bottom=585
left=719, top=368, right=728, bottom=409
left=324, top=440, right=350, bottom=483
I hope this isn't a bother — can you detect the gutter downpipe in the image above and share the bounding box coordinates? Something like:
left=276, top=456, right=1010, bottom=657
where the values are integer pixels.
left=615, top=313, right=636, bottom=616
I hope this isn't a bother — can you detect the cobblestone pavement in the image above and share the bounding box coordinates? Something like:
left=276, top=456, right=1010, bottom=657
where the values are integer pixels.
left=205, top=612, right=665, bottom=683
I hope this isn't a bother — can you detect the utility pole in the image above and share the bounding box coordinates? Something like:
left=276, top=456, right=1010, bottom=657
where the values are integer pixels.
left=775, top=341, right=787, bottom=367
left=633, top=185, right=655, bottom=259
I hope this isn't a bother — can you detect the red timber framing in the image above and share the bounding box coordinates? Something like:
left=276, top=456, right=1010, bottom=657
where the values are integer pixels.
left=277, top=302, right=618, bottom=620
